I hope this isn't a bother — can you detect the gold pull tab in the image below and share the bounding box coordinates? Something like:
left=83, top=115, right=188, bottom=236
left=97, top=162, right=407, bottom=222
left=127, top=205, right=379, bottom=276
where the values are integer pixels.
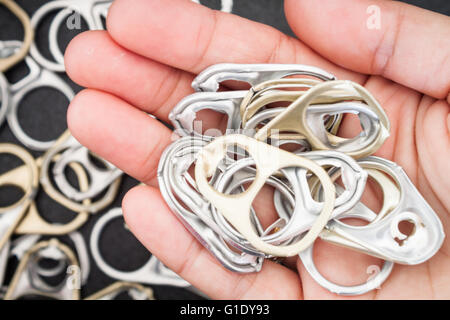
left=0, top=0, right=34, bottom=72
left=195, top=134, right=336, bottom=257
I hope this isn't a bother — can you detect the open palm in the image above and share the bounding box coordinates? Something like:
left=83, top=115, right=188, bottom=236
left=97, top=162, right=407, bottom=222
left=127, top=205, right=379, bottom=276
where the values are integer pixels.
left=65, top=0, right=450, bottom=299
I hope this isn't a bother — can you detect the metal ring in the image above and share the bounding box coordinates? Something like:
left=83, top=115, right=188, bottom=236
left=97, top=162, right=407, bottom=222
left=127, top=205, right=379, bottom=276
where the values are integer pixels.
left=299, top=240, right=394, bottom=296
left=254, top=80, right=390, bottom=158
left=52, top=144, right=122, bottom=201
left=211, top=157, right=296, bottom=253
left=169, top=90, right=246, bottom=139
left=39, top=131, right=121, bottom=213
left=49, top=8, right=81, bottom=65
left=29, top=0, right=110, bottom=72
left=33, top=253, right=66, bottom=278
left=227, top=151, right=366, bottom=245
left=10, top=232, right=90, bottom=285
left=195, top=134, right=336, bottom=257
left=157, top=136, right=264, bottom=272
left=29, top=1, right=89, bottom=72
left=0, top=143, right=39, bottom=215
left=3, top=239, right=80, bottom=300
left=6, top=68, right=74, bottom=151
left=0, top=0, right=34, bottom=72
left=90, top=208, right=191, bottom=287
left=14, top=160, right=90, bottom=236
left=192, top=63, right=336, bottom=92
left=321, top=157, right=445, bottom=265
left=48, top=2, right=111, bottom=64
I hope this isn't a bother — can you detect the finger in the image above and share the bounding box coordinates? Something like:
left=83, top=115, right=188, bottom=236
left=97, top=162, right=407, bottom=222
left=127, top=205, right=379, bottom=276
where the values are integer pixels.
left=415, top=98, right=450, bottom=214
left=65, top=30, right=195, bottom=121
left=67, top=89, right=173, bottom=184
left=106, top=0, right=366, bottom=83
left=122, top=184, right=303, bottom=300
left=285, top=0, right=450, bottom=101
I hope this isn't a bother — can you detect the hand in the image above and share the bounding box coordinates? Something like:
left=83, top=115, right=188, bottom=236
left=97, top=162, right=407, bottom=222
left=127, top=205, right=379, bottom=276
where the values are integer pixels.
left=65, top=0, right=450, bottom=299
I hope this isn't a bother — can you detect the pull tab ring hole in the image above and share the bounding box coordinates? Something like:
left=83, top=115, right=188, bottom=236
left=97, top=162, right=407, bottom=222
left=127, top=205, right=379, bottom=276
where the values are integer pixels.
left=394, top=219, right=416, bottom=246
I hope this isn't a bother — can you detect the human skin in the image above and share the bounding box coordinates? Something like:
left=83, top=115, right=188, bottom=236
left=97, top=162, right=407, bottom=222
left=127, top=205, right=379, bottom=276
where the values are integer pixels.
left=64, top=0, right=450, bottom=299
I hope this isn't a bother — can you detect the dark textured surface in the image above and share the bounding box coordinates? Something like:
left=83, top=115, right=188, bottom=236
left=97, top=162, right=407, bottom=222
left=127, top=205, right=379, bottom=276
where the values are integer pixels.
left=0, top=0, right=448, bottom=300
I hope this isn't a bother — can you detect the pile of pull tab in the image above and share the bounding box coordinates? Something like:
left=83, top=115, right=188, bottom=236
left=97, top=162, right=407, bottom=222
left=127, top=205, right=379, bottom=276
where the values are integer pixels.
left=158, top=63, right=445, bottom=296
left=1, top=0, right=199, bottom=300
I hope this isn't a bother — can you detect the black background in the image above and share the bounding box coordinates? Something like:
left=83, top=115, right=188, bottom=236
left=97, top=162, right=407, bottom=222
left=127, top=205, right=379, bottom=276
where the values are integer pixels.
left=0, top=0, right=448, bottom=300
